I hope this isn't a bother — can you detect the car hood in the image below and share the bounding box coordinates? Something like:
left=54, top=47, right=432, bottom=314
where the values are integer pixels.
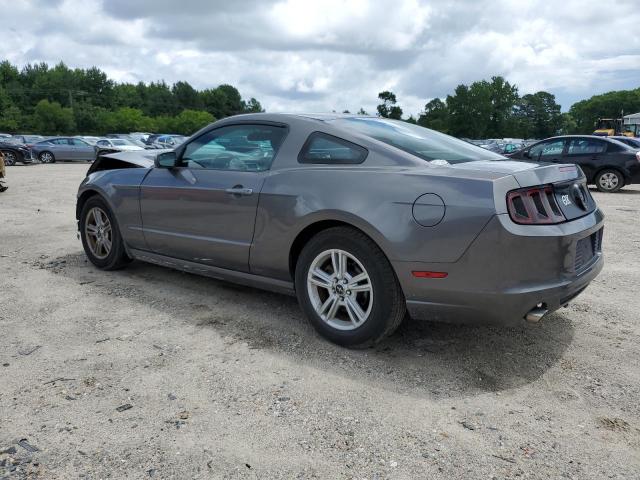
left=101, top=149, right=162, bottom=168
left=109, top=145, right=145, bottom=151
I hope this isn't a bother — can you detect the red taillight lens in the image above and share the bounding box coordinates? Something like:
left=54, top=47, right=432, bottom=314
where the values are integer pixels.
left=507, top=185, right=566, bottom=225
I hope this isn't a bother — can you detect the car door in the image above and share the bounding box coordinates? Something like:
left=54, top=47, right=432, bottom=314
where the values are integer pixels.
left=564, top=137, right=608, bottom=181
left=139, top=123, right=288, bottom=272
left=71, top=138, right=95, bottom=161
left=60, top=138, right=78, bottom=160
left=526, top=138, right=567, bottom=163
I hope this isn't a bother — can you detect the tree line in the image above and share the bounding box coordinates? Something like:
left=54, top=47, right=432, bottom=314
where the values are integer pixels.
left=1, top=60, right=639, bottom=139
left=0, top=60, right=263, bottom=135
left=371, top=77, right=640, bottom=139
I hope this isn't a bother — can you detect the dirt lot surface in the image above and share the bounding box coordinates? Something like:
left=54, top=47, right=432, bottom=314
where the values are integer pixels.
left=1, top=163, right=639, bottom=479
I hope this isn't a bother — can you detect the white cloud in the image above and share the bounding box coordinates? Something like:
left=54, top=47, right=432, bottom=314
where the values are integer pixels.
left=0, top=0, right=638, bottom=116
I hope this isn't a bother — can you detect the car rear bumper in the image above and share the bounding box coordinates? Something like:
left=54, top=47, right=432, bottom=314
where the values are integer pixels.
left=394, top=209, right=605, bottom=325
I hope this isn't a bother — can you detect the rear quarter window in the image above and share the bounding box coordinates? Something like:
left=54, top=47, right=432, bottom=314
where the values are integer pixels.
left=298, top=132, right=368, bottom=164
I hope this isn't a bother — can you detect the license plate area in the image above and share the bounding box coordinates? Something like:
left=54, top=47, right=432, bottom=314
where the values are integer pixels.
left=574, top=228, right=603, bottom=272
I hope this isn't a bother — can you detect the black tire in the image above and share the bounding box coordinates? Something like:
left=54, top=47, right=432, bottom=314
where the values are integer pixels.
left=2, top=151, right=16, bottom=166
left=38, top=151, right=55, bottom=163
left=595, top=169, right=624, bottom=193
left=79, top=195, right=131, bottom=270
left=294, top=226, right=406, bottom=348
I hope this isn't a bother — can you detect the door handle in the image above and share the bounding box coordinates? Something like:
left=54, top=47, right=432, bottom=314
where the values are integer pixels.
left=225, top=186, right=253, bottom=196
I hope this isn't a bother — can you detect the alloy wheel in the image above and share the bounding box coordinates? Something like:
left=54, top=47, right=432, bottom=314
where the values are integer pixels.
left=39, top=152, right=53, bottom=163
left=84, top=207, right=112, bottom=260
left=3, top=151, right=16, bottom=166
left=306, top=248, right=373, bottom=331
left=599, top=172, right=619, bottom=191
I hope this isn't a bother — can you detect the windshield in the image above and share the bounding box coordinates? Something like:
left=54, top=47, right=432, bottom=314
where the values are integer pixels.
left=111, top=139, right=133, bottom=146
left=329, top=118, right=506, bottom=164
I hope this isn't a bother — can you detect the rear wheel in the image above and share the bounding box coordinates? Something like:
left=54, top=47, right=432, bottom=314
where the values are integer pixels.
left=2, top=151, right=16, bottom=166
left=39, top=151, right=55, bottom=163
left=295, top=227, right=406, bottom=348
left=595, top=169, right=624, bottom=192
left=80, top=196, right=131, bottom=270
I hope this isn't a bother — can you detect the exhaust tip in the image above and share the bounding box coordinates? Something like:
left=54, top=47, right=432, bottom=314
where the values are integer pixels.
left=525, top=305, right=548, bottom=323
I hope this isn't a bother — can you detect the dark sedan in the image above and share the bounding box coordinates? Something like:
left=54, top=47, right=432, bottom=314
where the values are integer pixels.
left=507, top=135, right=640, bottom=192
left=610, top=136, right=640, bottom=149
left=76, top=114, right=604, bottom=347
left=0, top=138, right=35, bottom=165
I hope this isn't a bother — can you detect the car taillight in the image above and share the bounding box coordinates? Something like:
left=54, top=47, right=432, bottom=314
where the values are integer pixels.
left=506, top=185, right=566, bottom=225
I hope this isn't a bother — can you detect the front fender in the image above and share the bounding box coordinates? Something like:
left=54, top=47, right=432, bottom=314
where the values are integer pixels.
left=76, top=168, right=151, bottom=251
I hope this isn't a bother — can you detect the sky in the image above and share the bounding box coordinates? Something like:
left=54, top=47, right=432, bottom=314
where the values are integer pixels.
left=1, top=0, right=639, bottom=116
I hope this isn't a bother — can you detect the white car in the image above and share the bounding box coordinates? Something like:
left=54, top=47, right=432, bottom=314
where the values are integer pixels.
left=96, top=138, right=145, bottom=151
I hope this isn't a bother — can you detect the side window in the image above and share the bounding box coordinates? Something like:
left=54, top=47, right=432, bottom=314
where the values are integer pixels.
left=567, top=139, right=606, bottom=155
left=52, top=138, right=70, bottom=145
left=528, top=139, right=565, bottom=159
left=181, top=124, right=287, bottom=171
left=96, top=140, right=109, bottom=147
left=298, top=132, right=368, bottom=164
left=606, top=141, right=626, bottom=152
left=72, top=139, right=89, bottom=146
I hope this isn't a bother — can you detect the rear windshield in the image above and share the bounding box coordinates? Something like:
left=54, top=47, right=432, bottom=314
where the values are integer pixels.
left=329, top=117, right=506, bottom=164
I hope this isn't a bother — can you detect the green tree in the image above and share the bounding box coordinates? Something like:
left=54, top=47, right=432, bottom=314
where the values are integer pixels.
left=559, top=112, right=578, bottom=135
left=171, top=109, right=215, bottom=135
left=243, top=97, right=264, bottom=113
left=172, top=81, right=202, bottom=110
left=569, top=88, right=640, bottom=133
left=418, top=98, right=449, bottom=133
left=32, top=99, right=74, bottom=134
left=376, top=91, right=403, bottom=119
left=513, top=91, right=562, bottom=139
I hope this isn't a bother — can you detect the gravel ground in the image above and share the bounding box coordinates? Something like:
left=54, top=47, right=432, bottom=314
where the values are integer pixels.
left=1, top=163, right=639, bottom=479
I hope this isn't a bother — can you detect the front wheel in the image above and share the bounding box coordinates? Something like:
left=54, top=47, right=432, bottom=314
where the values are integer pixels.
left=39, top=151, right=55, bottom=163
left=80, top=196, right=131, bottom=270
left=295, top=227, right=406, bottom=348
left=2, top=151, right=17, bottom=166
left=596, top=169, right=624, bottom=192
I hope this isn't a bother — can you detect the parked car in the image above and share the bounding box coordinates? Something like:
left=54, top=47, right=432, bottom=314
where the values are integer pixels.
left=129, top=132, right=152, bottom=143
left=9, top=134, right=45, bottom=144
left=149, top=134, right=187, bottom=149
left=95, top=138, right=145, bottom=151
left=610, top=136, right=640, bottom=149
left=501, top=142, right=524, bottom=154
left=76, top=114, right=604, bottom=347
left=0, top=138, right=35, bottom=165
left=31, top=137, right=96, bottom=163
left=76, top=136, right=102, bottom=145
left=507, top=135, right=640, bottom=192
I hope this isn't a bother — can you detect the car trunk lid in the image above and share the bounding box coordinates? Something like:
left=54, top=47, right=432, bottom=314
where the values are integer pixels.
left=449, top=160, right=596, bottom=221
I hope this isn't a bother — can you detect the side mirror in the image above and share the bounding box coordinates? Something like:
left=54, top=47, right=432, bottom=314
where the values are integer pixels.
left=155, top=151, right=177, bottom=168
left=523, top=149, right=531, bottom=158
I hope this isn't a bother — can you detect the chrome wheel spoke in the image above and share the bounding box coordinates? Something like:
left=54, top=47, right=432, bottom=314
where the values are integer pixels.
left=331, top=250, right=346, bottom=277
left=318, top=294, right=338, bottom=319
left=309, top=268, right=333, bottom=289
left=345, top=297, right=366, bottom=326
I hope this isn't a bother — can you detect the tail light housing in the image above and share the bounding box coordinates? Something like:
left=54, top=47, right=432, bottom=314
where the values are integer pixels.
left=507, top=185, right=566, bottom=225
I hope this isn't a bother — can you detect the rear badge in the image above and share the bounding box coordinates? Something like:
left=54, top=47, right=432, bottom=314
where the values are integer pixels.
left=561, top=194, right=572, bottom=207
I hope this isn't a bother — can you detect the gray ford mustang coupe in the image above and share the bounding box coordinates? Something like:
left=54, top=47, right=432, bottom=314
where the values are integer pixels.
left=76, top=114, right=604, bottom=347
